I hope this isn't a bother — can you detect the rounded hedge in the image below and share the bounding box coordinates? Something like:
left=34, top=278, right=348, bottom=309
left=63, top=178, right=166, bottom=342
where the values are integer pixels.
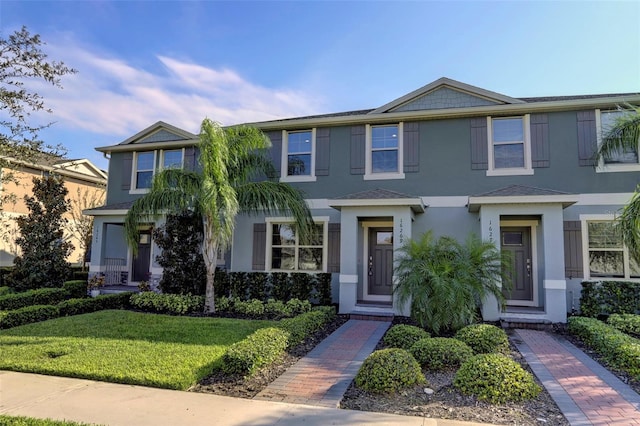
left=453, top=353, right=541, bottom=403
left=383, top=324, right=430, bottom=350
left=410, top=337, right=474, bottom=370
left=355, top=348, right=426, bottom=393
left=454, top=323, right=509, bottom=354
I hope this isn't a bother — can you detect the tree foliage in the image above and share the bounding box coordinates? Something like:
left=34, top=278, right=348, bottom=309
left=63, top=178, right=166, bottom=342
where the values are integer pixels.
left=394, top=231, right=510, bottom=335
left=125, top=119, right=313, bottom=313
left=66, top=186, right=105, bottom=267
left=0, top=26, right=76, bottom=207
left=10, top=175, right=73, bottom=290
left=152, top=210, right=207, bottom=295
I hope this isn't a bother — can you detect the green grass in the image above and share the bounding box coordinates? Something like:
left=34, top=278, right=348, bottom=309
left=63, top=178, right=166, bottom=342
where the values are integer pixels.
left=0, top=310, right=275, bottom=390
left=0, top=415, right=100, bottom=426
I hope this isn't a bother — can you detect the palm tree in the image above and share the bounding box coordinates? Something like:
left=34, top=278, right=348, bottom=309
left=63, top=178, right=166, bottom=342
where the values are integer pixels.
left=595, top=105, right=640, bottom=261
left=124, top=118, right=313, bottom=313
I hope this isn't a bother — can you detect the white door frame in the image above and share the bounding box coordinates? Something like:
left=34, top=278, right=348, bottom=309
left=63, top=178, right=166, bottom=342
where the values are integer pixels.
left=361, top=221, right=394, bottom=302
left=500, top=219, right=539, bottom=307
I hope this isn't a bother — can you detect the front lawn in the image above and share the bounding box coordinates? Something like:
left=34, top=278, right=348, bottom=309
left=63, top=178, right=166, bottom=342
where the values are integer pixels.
left=0, top=415, right=99, bottom=426
left=0, top=310, right=275, bottom=390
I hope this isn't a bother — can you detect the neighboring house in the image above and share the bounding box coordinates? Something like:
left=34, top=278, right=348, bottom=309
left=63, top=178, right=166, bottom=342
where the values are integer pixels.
left=86, top=78, right=640, bottom=323
left=0, top=156, right=107, bottom=266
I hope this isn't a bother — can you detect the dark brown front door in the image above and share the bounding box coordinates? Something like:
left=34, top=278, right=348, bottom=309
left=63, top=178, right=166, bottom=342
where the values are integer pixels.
left=501, top=227, right=533, bottom=302
left=132, top=231, right=152, bottom=282
left=367, top=228, right=393, bottom=298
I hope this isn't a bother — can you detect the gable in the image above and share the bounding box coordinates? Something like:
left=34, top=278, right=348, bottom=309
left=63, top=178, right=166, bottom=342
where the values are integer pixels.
left=139, top=129, right=189, bottom=144
left=391, top=86, right=500, bottom=112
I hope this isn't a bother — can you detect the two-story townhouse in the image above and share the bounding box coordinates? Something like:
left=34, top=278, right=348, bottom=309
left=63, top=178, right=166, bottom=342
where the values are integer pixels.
left=87, top=78, right=640, bottom=323
left=1, top=156, right=107, bottom=266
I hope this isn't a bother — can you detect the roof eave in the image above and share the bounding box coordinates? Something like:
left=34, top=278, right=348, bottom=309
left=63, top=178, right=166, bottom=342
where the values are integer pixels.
left=467, top=195, right=579, bottom=212
left=328, top=198, right=426, bottom=213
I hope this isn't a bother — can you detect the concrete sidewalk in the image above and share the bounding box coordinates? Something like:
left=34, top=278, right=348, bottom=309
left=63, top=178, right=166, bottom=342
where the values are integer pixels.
left=0, top=371, right=492, bottom=426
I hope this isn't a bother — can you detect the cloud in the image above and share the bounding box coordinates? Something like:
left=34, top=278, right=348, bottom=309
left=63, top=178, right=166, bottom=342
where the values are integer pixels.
left=32, top=39, right=326, bottom=139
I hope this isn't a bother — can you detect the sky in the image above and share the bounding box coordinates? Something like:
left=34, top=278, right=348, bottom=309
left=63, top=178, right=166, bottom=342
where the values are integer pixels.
left=1, top=0, right=639, bottom=170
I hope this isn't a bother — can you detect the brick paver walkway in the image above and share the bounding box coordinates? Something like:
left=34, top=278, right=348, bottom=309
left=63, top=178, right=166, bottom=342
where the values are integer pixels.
left=254, top=319, right=390, bottom=408
left=514, top=329, right=640, bottom=425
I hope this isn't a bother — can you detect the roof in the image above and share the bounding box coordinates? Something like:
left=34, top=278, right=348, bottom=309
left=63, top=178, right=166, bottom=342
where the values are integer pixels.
left=333, top=188, right=418, bottom=200
left=472, top=185, right=571, bottom=198
left=83, top=201, right=134, bottom=216
left=467, top=185, right=578, bottom=212
left=96, top=121, right=199, bottom=154
left=329, top=188, right=425, bottom=213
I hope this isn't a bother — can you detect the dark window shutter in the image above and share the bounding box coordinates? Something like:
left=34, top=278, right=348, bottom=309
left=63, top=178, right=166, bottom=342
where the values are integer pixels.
left=350, top=125, right=366, bottom=175
left=531, top=114, right=550, bottom=168
left=564, top=221, right=584, bottom=278
left=577, top=110, right=597, bottom=167
left=267, top=131, right=282, bottom=177
left=184, top=146, right=196, bottom=171
left=315, top=128, right=331, bottom=176
left=328, top=223, right=340, bottom=273
left=252, top=223, right=267, bottom=270
left=470, top=117, right=488, bottom=170
left=122, top=152, right=133, bottom=190
left=403, top=122, right=420, bottom=173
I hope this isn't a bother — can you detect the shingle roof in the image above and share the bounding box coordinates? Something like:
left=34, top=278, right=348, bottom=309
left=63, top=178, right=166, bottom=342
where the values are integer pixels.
left=86, top=201, right=135, bottom=211
left=333, top=188, right=418, bottom=200
left=472, top=185, right=571, bottom=198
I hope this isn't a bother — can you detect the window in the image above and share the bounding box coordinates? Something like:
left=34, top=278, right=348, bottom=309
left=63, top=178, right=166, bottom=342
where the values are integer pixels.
left=597, top=109, right=640, bottom=172
left=266, top=218, right=328, bottom=272
left=134, top=151, right=155, bottom=190
left=582, top=217, right=640, bottom=279
left=281, top=129, right=315, bottom=182
left=365, top=123, right=405, bottom=180
left=162, top=149, right=183, bottom=169
left=487, top=115, right=533, bottom=176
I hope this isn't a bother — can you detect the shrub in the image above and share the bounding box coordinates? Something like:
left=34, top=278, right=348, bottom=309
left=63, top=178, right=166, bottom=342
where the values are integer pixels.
left=355, top=348, right=426, bottom=393
left=580, top=280, right=640, bottom=317
left=410, top=337, right=474, bottom=370
left=270, top=272, right=291, bottom=301
left=215, top=295, right=233, bottom=312
left=383, top=324, right=430, bottom=350
left=0, top=287, right=69, bottom=311
left=454, top=324, right=509, bottom=354
left=214, top=268, right=231, bottom=298
left=0, top=305, right=60, bottom=329
left=278, top=306, right=336, bottom=347
left=229, top=272, right=249, bottom=300
left=0, top=286, right=13, bottom=296
left=63, top=280, right=88, bottom=299
left=608, top=314, right=640, bottom=338
left=57, top=293, right=132, bottom=316
left=285, top=298, right=312, bottom=316
left=454, top=353, right=541, bottom=403
left=290, top=272, right=313, bottom=301
left=246, top=272, right=269, bottom=301
left=568, top=316, right=640, bottom=378
left=315, top=273, right=332, bottom=305
left=264, top=299, right=287, bottom=318
left=130, top=292, right=204, bottom=315
left=233, top=299, right=266, bottom=317
left=71, top=270, right=89, bottom=282
left=221, top=327, right=290, bottom=375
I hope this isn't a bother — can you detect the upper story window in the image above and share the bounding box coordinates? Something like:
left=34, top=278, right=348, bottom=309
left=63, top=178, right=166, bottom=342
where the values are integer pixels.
left=266, top=218, right=328, bottom=272
left=162, top=149, right=183, bottom=169
left=487, top=115, right=533, bottom=176
left=365, top=123, right=405, bottom=180
left=134, top=151, right=155, bottom=190
left=281, top=129, right=316, bottom=182
left=596, top=109, right=640, bottom=173
left=582, top=216, right=640, bottom=280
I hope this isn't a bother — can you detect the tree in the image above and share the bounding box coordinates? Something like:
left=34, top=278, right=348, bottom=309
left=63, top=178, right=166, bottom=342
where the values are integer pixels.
left=125, top=119, right=313, bottom=313
left=152, top=210, right=207, bottom=295
left=66, top=186, right=105, bottom=268
left=0, top=26, right=76, bottom=208
left=595, top=106, right=640, bottom=262
left=394, top=231, right=510, bottom=335
left=10, top=175, right=74, bottom=290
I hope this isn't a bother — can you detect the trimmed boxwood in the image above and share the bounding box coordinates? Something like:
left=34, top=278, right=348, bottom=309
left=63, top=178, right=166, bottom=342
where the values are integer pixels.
left=278, top=306, right=336, bottom=347
left=454, top=353, right=541, bottom=403
left=454, top=323, right=509, bottom=354
left=410, top=337, right=474, bottom=370
left=355, top=348, right=426, bottom=393
left=383, top=324, right=430, bottom=350
left=221, top=327, right=290, bottom=375
left=608, top=313, right=640, bottom=338
left=0, top=304, right=60, bottom=329
left=62, top=280, right=88, bottom=299
left=580, top=280, right=640, bottom=317
left=0, top=287, right=69, bottom=311
left=130, top=292, right=204, bottom=315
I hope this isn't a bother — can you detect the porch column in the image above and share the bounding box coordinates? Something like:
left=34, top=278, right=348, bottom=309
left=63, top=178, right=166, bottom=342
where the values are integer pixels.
left=392, top=210, right=413, bottom=316
left=338, top=208, right=358, bottom=314
left=88, top=217, right=106, bottom=274
left=542, top=208, right=567, bottom=323
left=478, top=207, right=502, bottom=321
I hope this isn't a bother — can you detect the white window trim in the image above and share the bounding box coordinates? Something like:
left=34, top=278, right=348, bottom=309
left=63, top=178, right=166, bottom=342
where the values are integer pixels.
left=265, top=216, right=329, bottom=273
left=281, top=129, right=317, bottom=183
left=580, top=214, right=639, bottom=281
left=160, top=147, right=185, bottom=170
left=364, top=123, right=405, bottom=180
left=486, top=115, right=534, bottom=176
left=130, top=151, right=157, bottom=194
left=595, top=109, right=640, bottom=173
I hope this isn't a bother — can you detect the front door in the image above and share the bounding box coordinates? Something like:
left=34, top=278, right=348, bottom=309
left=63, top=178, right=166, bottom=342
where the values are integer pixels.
left=501, top=227, right=533, bottom=303
left=132, top=230, right=152, bottom=282
left=367, top=227, right=393, bottom=300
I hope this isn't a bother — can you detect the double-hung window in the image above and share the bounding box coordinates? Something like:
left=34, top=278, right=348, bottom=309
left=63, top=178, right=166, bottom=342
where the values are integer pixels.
left=133, top=151, right=155, bottom=191
left=365, top=123, right=404, bottom=180
left=582, top=216, right=640, bottom=279
left=596, top=109, right=640, bottom=172
left=266, top=218, right=328, bottom=272
left=487, top=115, right=533, bottom=176
left=282, top=129, right=315, bottom=182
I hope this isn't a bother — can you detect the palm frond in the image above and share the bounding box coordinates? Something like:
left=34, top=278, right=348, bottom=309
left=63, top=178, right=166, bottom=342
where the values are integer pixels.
left=618, top=185, right=640, bottom=264
left=596, top=105, right=640, bottom=163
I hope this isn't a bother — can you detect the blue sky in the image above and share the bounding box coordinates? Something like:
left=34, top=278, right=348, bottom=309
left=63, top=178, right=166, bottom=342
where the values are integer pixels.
left=2, top=1, right=639, bottom=170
